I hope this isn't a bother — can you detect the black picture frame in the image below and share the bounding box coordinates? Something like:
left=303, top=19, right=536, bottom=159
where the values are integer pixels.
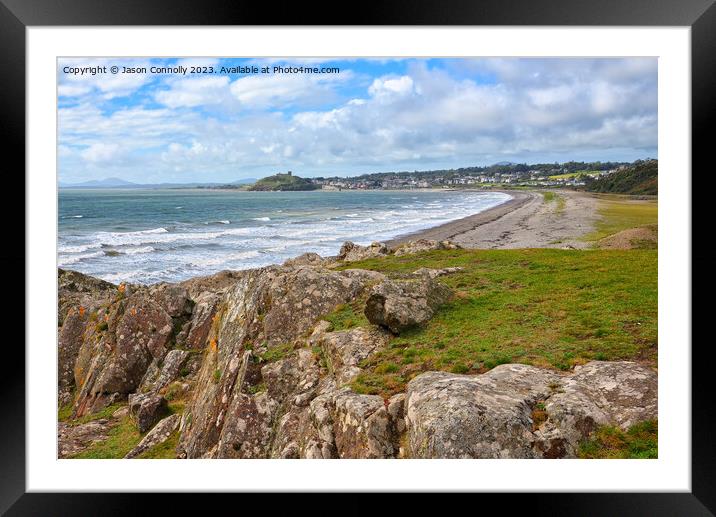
left=2, top=0, right=714, bottom=514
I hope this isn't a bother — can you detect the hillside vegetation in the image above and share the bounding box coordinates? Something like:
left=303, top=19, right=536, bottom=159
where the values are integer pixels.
left=334, top=248, right=657, bottom=397
left=247, top=172, right=320, bottom=191
left=585, top=160, right=657, bottom=195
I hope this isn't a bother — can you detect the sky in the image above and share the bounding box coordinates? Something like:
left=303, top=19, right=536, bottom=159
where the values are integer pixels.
left=57, top=57, right=657, bottom=184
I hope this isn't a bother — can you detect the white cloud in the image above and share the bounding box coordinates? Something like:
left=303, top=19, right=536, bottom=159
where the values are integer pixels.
left=155, top=76, right=231, bottom=108
left=81, top=143, right=121, bottom=163
left=58, top=58, right=657, bottom=183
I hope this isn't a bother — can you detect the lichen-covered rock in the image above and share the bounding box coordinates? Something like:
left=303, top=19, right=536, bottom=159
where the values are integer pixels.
left=535, top=361, right=658, bottom=457
left=128, top=392, right=169, bottom=433
left=364, top=277, right=453, bottom=333
left=333, top=391, right=396, bottom=458
left=412, top=266, right=464, bottom=279
left=393, top=239, right=461, bottom=256
left=283, top=252, right=330, bottom=267
left=317, top=326, right=390, bottom=384
left=125, top=413, right=180, bottom=459
left=180, top=291, right=220, bottom=349
left=405, top=365, right=559, bottom=458
left=148, top=283, right=193, bottom=318
left=338, top=241, right=389, bottom=262
left=139, top=350, right=190, bottom=394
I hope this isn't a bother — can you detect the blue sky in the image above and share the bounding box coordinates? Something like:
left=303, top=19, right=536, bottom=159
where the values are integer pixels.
left=58, top=57, right=657, bottom=184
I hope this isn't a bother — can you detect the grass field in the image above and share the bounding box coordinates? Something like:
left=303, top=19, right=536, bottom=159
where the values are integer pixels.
left=584, top=196, right=658, bottom=241
left=333, top=248, right=657, bottom=398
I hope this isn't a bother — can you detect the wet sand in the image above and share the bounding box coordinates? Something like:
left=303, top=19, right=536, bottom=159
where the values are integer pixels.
left=387, top=190, right=599, bottom=249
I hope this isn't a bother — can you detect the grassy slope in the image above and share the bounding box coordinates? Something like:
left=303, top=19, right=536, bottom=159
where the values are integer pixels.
left=67, top=400, right=185, bottom=459
left=584, top=196, right=658, bottom=241
left=586, top=160, right=658, bottom=195
left=333, top=248, right=657, bottom=398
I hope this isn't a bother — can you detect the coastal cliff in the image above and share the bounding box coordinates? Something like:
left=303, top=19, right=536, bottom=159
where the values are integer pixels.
left=58, top=239, right=657, bottom=459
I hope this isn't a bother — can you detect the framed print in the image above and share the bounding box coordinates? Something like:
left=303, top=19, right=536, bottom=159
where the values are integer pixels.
left=3, top=0, right=714, bottom=513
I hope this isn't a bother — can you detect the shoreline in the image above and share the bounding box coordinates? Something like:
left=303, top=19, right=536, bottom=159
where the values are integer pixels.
left=385, top=191, right=534, bottom=247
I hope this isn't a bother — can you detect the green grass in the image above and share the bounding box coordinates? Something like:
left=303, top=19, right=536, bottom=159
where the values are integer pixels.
left=578, top=420, right=657, bottom=459
left=584, top=198, right=658, bottom=241
left=258, top=342, right=296, bottom=363
left=324, top=298, right=371, bottom=332
left=542, top=191, right=566, bottom=212
left=70, top=415, right=142, bottom=459
left=136, top=430, right=180, bottom=459
left=337, top=248, right=657, bottom=397
left=58, top=401, right=74, bottom=422
left=68, top=403, right=125, bottom=426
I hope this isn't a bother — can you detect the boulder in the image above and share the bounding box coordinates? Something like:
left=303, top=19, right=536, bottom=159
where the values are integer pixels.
left=128, top=392, right=169, bottom=433
left=405, top=365, right=559, bottom=458
left=393, top=239, right=461, bottom=257
left=125, top=413, right=181, bottom=459
left=283, top=252, right=329, bottom=267
left=535, top=361, right=658, bottom=457
left=333, top=391, right=396, bottom=458
left=412, top=267, right=464, bottom=279
left=364, top=277, right=453, bottom=333
left=404, top=361, right=657, bottom=459
left=338, top=241, right=389, bottom=262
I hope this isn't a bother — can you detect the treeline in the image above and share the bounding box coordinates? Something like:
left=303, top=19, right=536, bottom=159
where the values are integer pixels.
left=584, top=159, right=658, bottom=195
left=314, top=160, right=633, bottom=182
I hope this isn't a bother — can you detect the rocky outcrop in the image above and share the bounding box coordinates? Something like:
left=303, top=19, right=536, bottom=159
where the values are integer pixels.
left=58, top=244, right=657, bottom=460
left=313, top=325, right=390, bottom=384
left=534, top=361, right=658, bottom=457
left=338, top=241, right=389, bottom=262
left=392, top=239, right=461, bottom=256
left=128, top=392, right=169, bottom=433
left=177, top=265, right=386, bottom=459
left=139, top=349, right=190, bottom=394
left=405, top=361, right=657, bottom=459
left=125, top=414, right=180, bottom=459
left=364, top=277, right=453, bottom=333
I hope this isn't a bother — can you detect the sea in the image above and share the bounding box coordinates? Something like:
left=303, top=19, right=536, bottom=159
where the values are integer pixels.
left=58, top=189, right=511, bottom=284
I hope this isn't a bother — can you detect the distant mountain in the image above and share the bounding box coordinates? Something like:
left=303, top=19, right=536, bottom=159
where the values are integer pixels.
left=59, top=178, right=244, bottom=190
left=247, top=172, right=320, bottom=192
left=61, top=177, right=137, bottom=188
left=585, top=159, right=657, bottom=195
left=230, top=178, right=258, bottom=185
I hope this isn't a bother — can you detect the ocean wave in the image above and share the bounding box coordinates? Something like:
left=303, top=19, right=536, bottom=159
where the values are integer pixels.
left=58, top=250, right=104, bottom=265
left=252, top=217, right=271, bottom=222
left=58, top=242, right=102, bottom=253
left=206, top=220, right=231, bottom=225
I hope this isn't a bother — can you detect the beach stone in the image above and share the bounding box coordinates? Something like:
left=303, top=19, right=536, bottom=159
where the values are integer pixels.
left=364, top=277, right=453, bottom=333
left=393, top=239, right=462, bottom=256
left=125, top=413, right=181, bottom=459
left=338, top=241, right=389, bottom=262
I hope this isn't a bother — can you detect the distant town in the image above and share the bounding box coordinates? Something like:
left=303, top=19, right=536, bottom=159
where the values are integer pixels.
left=60, top=159, right=656, bottom=191
left=306, top=160, right=651, bottom=190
